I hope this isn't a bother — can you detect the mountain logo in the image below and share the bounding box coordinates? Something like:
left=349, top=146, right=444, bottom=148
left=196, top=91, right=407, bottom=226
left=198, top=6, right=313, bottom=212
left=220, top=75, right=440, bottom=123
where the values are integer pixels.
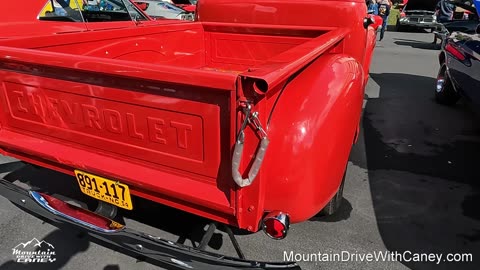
left=12, top=238, right=56, bottom=263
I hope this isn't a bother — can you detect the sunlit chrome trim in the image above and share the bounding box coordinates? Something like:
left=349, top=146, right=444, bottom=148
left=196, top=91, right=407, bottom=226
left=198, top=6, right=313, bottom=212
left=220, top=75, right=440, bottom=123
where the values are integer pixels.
left=0, top=179, right=300, bottom=269
left=30, top=191, right=122, bottom=233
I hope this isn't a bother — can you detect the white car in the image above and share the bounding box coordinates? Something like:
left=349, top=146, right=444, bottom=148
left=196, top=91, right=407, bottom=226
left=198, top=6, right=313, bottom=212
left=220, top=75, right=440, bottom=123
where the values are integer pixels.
left=134, top=0, right=194, bottom=20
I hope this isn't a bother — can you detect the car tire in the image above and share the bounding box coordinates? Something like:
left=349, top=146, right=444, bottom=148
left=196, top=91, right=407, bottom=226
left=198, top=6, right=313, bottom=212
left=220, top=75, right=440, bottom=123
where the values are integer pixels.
left=320, top=167, right=346, bottom=216
left=435, top=64, right=460, bottom=105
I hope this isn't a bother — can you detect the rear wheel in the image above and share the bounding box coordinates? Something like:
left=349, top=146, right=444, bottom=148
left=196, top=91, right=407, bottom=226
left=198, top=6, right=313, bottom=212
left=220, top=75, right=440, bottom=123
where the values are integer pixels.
left=435, top=64, right=460, bottom=105
left=320, top=167, right=346, bottom=216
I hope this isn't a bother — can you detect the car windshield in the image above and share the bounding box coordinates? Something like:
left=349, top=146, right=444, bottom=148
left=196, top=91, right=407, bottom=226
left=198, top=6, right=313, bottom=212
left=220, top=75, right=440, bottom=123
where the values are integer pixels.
left=38, top=0, right=149, bottom=22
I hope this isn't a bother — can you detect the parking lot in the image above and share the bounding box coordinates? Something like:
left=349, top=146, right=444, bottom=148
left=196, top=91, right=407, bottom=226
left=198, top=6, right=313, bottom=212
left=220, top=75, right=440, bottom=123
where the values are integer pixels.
left=0, top=30, right=479, bottom=270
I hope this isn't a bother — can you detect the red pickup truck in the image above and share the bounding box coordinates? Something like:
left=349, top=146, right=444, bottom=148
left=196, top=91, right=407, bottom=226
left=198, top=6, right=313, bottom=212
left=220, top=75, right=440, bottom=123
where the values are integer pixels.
left=0, top=0, right=380, bottom=268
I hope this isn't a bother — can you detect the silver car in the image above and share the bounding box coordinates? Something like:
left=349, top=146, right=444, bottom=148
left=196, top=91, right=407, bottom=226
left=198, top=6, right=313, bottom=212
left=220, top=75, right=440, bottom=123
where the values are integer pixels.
left=134, top=0, right=194, bottom=21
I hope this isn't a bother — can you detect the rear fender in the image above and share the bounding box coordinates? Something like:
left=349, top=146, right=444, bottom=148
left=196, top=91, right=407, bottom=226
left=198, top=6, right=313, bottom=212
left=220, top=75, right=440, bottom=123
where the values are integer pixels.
left=439, top=51, right=446, bottom=66
left=262, top=54, right=364, bottom=223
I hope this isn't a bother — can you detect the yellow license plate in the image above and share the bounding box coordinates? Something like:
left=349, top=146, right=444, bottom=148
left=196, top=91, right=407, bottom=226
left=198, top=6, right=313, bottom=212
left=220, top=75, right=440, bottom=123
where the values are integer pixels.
left=74, top=170, right=133, bottom=210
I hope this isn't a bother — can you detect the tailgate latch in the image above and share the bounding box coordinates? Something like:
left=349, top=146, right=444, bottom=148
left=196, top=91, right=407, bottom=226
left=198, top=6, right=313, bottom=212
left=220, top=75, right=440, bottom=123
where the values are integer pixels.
left=232, top=103, right=270, bottom=188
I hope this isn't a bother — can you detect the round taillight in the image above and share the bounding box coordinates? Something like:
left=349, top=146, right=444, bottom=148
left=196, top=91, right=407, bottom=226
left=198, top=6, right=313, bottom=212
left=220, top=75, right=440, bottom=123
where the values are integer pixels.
left=262, top=211, right=290, bottom=240
left=264, top=219, right=286, bottom=239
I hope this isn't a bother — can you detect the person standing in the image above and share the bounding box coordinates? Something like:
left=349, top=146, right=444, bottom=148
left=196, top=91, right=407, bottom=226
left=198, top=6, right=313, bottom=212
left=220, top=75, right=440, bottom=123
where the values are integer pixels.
left=367, top=0, right=378, bottom=14
left=432, top=0, right=456, bottom=44
left=436, top=0, right=455, bottom=23
left=377, top=0, right=391, bottom=41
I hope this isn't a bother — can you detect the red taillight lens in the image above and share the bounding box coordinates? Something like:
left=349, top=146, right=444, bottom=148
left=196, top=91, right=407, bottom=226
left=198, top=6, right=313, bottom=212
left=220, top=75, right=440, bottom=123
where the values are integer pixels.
left=41, top=193, right=123, bottom=230
left=445, top=43, right=466, bottom=61
left=264, top=219, right=286, bottom=239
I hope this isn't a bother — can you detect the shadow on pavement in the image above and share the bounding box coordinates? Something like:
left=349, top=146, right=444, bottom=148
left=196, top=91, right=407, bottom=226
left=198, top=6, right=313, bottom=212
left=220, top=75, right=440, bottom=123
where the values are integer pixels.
left=0, top=228, right=89, bottom=270
left=392, top=26, right=431, bottom=33
left=119, top=197, right=228, bottom=250
left=354, top=73, right=480, bottom=270
left=104, top=265, right=120, bottom=270
left=386, top=25, right=397, bottom=32
left=0, top=161, right=25, bottom=174
left=393, top=38, right=440, bottom=50
left=308, top=198, right=353, bottom=222
left=1, top=164, right=244, bottom=267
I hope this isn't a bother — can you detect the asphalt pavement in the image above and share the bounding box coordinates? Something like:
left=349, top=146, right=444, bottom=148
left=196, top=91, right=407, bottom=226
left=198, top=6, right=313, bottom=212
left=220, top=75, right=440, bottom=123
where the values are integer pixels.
left=0, top=30, right=479, bottom=270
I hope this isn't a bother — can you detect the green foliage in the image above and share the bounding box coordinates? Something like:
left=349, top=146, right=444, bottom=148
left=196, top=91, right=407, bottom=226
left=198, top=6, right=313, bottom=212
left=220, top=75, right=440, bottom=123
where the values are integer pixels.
left=388, top=8, right=400, bottom=26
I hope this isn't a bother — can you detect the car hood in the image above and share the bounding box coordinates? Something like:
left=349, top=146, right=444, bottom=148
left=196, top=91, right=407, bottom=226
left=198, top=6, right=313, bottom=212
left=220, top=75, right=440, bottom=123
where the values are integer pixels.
left=443, top=20, right=479, bottom=34
left=405, top=0, right=437, bottom=11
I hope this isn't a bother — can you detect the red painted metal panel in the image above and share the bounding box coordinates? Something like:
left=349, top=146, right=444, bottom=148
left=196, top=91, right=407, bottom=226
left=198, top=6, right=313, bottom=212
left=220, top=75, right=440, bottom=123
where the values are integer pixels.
left=0, top=69, right=237, bottom=224
left=209, top=32, right=310, bottom=67
left=1, top=79, right=220, bottom=177
left=0, top=130, right=235, bottom=220
left=0, top=0, right=374, bottom=232
left=239, top=28, right=349, bottom=93
left=0, top=46, right=237, bottom=92
left=198, top=0, right=370, bottom=77
left=1, top=0, right=160, bottom=39
left=262, top=54, right=364, bottom=223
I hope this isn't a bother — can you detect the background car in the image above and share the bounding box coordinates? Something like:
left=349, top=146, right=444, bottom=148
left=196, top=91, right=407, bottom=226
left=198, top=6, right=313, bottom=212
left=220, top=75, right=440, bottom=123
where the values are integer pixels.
left=134, top=0, right=194, bottom=20
left=432, top=1, right=479, bottom=48
left=396, top=0, right=437, bottom=31
left=2, top=0, right=164, bottom=39
left=435, top=25, right=480, bottom=106
left=440, top=1, right=479, bottom=33
left=164, top=0, right=197, bottom=12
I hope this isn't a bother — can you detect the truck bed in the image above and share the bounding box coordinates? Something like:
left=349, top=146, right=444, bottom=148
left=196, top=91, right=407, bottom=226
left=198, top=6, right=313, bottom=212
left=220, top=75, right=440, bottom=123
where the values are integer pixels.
left=1, top=22, right=328, bottom=71
left=0, top=21, right=347, bottom=229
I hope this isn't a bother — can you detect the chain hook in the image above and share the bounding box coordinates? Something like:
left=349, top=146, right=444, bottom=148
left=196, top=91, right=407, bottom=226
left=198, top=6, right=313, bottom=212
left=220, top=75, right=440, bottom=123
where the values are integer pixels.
left=249, top=111, right=268, bottom=139
left=237, top=103, right=252, bottom=144
left=232, top=101, right=270, bottom=188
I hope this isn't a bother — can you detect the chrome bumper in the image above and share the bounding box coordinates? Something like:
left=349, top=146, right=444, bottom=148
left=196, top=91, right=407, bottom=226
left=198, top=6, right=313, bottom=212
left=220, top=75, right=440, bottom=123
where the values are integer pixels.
left=399, top=19, right=436, bottom=28
left=0, top=179, right=300, bottom=270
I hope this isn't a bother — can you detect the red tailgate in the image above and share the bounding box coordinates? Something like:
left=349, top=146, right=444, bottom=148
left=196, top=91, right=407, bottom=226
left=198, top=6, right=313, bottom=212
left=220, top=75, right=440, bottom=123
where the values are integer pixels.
left=0, top=62, right=237, bottom=220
